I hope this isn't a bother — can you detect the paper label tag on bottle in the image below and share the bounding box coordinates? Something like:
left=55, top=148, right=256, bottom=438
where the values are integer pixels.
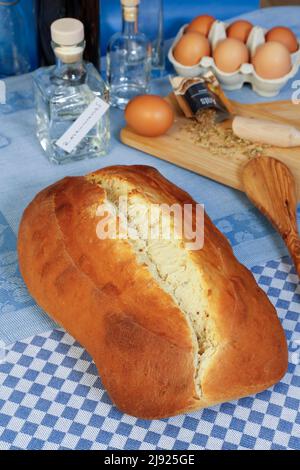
left=56, top=97, right=110, bottom=154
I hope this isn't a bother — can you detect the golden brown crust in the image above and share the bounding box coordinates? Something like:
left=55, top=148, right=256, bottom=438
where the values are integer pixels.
left=18, top=165, right=288, bottom=418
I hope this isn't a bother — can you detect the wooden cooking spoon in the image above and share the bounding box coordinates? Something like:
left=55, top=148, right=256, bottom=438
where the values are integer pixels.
left=242, top=156, right=300, bottom=276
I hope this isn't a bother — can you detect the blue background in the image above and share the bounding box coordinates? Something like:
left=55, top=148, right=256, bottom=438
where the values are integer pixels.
left=100, top=0, right=259, bottom=55
left=0, top=0, right=260, bottom=76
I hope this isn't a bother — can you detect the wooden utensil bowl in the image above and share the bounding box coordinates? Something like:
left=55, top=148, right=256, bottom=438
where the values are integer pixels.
left=243, top=156, right=300, bottom=277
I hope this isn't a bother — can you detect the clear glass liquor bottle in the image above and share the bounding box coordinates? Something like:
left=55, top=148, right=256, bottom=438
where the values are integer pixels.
left=106, top=0, right=151, bottom=109
left=33, top=18, right=110, bottom=165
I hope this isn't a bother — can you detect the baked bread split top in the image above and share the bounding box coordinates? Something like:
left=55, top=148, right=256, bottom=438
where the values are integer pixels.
left=18, top=165, right=288, bottom=419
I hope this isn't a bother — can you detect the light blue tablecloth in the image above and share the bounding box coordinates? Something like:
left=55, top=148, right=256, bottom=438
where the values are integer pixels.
left=0, top=6, right=300, bottom=344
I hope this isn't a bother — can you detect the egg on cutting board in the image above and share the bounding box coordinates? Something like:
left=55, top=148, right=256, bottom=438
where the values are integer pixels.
left=213, top=38, right=249, bottom=73
left=252, top=41, right=292, bottom=79
left=186, top=15, right=215, bottom=37
left=173, top=32, right=211, bottom=66
left=266, top=26, right=298, bottom=54
left=227, top=20, right=253, bottom=43
left=124, top=95, right=175, bottom=137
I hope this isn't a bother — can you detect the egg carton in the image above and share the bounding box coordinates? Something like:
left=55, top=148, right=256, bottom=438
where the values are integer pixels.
left=168, top=21, right=300, bottom=97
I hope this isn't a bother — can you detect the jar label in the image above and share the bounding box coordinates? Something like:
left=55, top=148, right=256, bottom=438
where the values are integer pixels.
left=56, top=97, right=110, bottom=154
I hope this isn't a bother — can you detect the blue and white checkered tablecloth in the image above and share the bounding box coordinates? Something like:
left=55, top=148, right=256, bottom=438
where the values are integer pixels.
left=0, top=257, right=300, bottom=450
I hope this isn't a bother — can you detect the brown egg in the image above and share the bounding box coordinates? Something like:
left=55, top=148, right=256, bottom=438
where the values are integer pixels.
left=173, top=32, right=211, bottom=66
left=227, top=20, right=253, bottom=43
left=213, top=38, right=249, bottom=73
left=186, top=15, right=215, bottom=37
left=252, top=41, right=292, bottom=79
left=266, top=26, right=298, bottom=53
left=125, top=95, right=175, bottom=137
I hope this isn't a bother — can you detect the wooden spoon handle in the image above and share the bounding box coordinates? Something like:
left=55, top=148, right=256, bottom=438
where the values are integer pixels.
left=286, top=231, right=300, bottom=276
left=232, top=116, right=300, bottom=148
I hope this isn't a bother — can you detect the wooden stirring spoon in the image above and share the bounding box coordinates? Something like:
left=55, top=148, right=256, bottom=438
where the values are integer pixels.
left=242, top=156, right=300, bottom=277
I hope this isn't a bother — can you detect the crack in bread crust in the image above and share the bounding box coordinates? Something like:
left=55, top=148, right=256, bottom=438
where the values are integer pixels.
left=17, top=165, right=288, bottom=418
left=93, top=174, right=217, bottom=397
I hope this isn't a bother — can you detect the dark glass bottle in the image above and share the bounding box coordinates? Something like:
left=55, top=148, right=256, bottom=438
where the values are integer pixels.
left=36, top=0, right=100, bottom=68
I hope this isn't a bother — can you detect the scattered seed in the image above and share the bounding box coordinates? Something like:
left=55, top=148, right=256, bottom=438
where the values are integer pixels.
left=180, top=110, right=270, bottom=159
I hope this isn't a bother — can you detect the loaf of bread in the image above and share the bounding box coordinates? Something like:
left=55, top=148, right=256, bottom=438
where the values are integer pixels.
left=18, top=165, right=287, bottom=419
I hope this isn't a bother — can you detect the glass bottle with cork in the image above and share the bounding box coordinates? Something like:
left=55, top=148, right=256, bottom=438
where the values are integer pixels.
left=106, top=0, right=151, bottom=109
left=33, top=18, right=110, bottom=165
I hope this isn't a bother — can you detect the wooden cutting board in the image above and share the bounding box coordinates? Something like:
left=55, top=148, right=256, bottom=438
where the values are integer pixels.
left=120, top=96, right=300, bottom=198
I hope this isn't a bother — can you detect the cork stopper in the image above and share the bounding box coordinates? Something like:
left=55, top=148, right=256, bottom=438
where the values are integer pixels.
left=121, top=0, right=139, bottom=22
left=51, top=18, right=84, bottom=46
left=121, top=0, right=139, bottom=6
left=51, top=18, right=85, bottom=63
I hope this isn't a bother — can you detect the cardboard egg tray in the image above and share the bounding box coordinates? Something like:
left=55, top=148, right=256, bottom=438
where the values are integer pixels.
left=168, top=20, right=300, bottom=97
